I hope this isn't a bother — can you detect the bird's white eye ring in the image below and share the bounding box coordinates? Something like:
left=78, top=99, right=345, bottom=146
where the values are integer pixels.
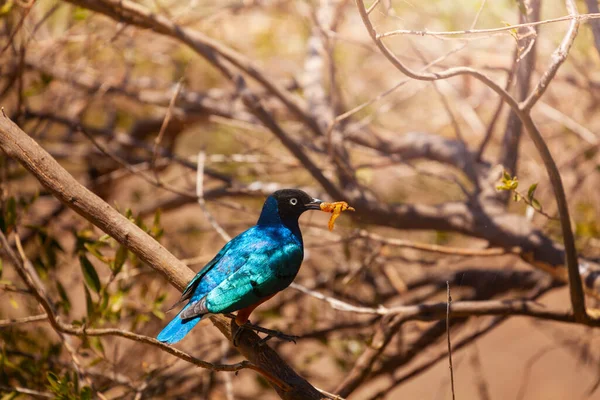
left=290, top=198, right=298, bottom=205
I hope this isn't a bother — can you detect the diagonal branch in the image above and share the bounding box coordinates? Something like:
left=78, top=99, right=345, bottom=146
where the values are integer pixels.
left=61, top=0, right=324, bottom=137
left=0, top=231, right=288, bottom=390
left=0, top=113, right=323, bottom=400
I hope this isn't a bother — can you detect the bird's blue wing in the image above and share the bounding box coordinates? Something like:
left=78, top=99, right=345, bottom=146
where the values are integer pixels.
left=203, top=239, right=303, bottom=314
left=158, top=229, right=255, bottom=343
left=178, top=237, right=237, bottom=303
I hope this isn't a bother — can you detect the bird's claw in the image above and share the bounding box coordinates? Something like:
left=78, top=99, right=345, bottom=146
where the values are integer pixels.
left=256, top=332, right=298, bottom=347
left=230, top=320, right=299, bottom=347
left=232, top=325, right=243, bottom=347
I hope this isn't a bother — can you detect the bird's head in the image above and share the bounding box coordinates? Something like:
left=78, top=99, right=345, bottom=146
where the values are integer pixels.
left=257, top=189, right=323, bottom=228
left=270, top=189, right=322, bottom=219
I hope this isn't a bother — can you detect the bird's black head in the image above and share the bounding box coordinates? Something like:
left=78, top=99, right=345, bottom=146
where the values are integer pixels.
left=257, top=189, right=322, bottom=228
left=272, top=189, right=322, bottom=219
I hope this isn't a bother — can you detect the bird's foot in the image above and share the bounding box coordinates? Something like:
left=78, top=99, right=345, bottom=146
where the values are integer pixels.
left=232, top=325, right=244, bottom=347
left=244, top=322, right=299, bottom=347
left=255, top=331, right=299, bottom=347
left=227, top=316, right=298, bottom=347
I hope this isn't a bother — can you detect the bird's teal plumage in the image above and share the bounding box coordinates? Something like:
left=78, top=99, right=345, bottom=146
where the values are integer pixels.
left=157, top=190, right=320, bottom=344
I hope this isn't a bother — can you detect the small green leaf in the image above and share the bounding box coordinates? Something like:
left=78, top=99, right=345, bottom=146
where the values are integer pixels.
left=513, top=192, right=520, bottom=202
left=90, top=336, right=105, bottom=354
left=152, top=309, right=165, bottom=320
left=9, top=297, right=18, bottom=309
left=73, top=7, right=89, bottom=21
left=56, top=280, right=71, bottom=314
left=84, top=285, right=95, bottom=320
left=0, top=0, right=13, bottom=16
left=47, top=372, right=61, bottom=392
left=527, top=183, right=538, bottom=202
left=84, top=242, right=108, bottom=264
left=5, top=197, right=17, bottom=229
left=1, top=391, right=19, bottom=400
left=80, top=386, right=93, bottom=400
left=502, top=170, right=512, bottom=181
left=80, top=255, right=101, bottom=293
left=79, top=387, right=92, bottom=400
left=532, top=198, right=542, bottom=210
left=111, top=245, right=128, bottom=275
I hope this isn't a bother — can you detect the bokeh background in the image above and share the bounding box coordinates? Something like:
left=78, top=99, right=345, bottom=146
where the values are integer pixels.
left=2, top=0, right=600, bottom=399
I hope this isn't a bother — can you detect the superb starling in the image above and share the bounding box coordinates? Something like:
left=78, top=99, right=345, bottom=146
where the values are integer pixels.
left=157, top=189, right=327, bottom=344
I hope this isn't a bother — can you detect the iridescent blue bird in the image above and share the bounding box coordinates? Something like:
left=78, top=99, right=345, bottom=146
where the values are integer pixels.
left=157, top=189, right=324, bottom=344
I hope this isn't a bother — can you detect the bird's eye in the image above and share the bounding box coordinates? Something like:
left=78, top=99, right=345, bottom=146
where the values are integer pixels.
left=289, top=198, right=298, bottom=206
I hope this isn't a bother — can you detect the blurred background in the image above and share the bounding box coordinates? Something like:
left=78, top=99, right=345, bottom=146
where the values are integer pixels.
left=1, top=0, right=600, bottom=398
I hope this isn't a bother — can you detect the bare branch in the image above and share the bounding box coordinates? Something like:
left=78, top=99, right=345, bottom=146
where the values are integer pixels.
left=446, top=282, right=456, bottom=400
left=522, top=0, right=580, bottom=111
left=0, top=113, right=323, bottom=400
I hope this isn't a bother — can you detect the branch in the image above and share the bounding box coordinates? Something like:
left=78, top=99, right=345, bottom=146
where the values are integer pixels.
left=376, top=13, right=600, bottom=38
left=585, top=0, right=600, bottom=57
left=346, top=131, right=479, bottom=182
left=0, top=231, right=286, bottom=388
left=292, top=280, right=594, bottom=326
left=61, top=0, right=323, bottom=137
left=354, top=0, right=519, bottom=111
left=521, top=0, right=580, bottom=111
left=0, top=114, right=323, bottom=400
left=356, top=0, right=588, bottom=322
left=498, top=0, right=540, bottom=176
left=0, top=313, right=47, bottom=328
left=446, top=282, right=456, bottom=400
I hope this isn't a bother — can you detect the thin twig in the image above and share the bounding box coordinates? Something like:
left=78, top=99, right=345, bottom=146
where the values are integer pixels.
left=0, top=313, right=48, bottom=327
left=196, top=151, right=232, bottom=242
left=377, top=12, right=600, bottom=38
left=357, top=230, right=519, bottom=256
left=151, top=78, right=184, bottom=178
left=446, top=282, right=456, bottom=400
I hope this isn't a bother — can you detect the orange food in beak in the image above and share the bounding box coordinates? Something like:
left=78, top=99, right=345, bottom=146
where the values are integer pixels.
left=319, top=201, right=355, bottom=231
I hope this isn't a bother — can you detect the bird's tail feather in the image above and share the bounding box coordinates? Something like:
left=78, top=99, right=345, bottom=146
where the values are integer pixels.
left=157, top=304, right=203, bottom=344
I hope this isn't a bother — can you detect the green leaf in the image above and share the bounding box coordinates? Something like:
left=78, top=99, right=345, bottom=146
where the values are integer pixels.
left=527, top=183, right=538, bottom=203
left=152, top=309, right=165, bottom=320
left=5, top=197, right=16, bottom=230
left=47, top=372, right=61, bottom=392
left=0, top=0, right=13, bottom=16
left=56, top=280, right=71, bottom=314
left=502, top=170, right=512, bottom=181
left=80, top=386, right=93, bottom=400
left=111, top=245, right=128, bottom=275
left=84, top=285, right=95, bottom=321
left=9, top=297, right=18, bottom=309
left=73, top=7, right=89, bottom=21
left=84, top=242, right=108, bottom=264
left=80, top=255, right=101, bottom=294
left=532, top=198, right=542, bottom=211
left=90, top=336, right=105, bottom=354
left=1, top=391, right=19, bottom=400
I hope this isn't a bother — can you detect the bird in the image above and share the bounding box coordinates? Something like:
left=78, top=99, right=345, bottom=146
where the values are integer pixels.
left=157, top=189, right=325, bottom=344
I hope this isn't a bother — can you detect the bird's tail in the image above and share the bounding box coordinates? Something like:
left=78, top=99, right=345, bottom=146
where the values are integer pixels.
left=157, top=304, right=204, bottom=344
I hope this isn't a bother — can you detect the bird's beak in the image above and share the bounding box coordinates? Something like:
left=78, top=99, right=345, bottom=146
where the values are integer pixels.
left=304, top=198, right=323, bottom=210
